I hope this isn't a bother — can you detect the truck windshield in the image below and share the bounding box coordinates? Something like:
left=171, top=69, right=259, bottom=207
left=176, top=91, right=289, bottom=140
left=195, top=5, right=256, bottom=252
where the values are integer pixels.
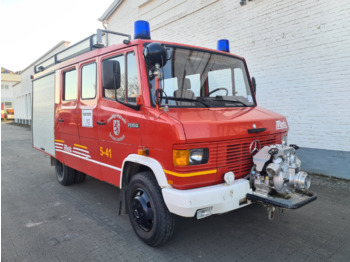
left=146, top=46, right=255, bottom=108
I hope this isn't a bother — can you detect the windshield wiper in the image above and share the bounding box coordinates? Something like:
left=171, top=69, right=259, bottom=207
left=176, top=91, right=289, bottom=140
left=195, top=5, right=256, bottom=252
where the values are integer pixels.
left=212, top=98, right=248, bottom=107
left=166, top=97, right=210, bottom=107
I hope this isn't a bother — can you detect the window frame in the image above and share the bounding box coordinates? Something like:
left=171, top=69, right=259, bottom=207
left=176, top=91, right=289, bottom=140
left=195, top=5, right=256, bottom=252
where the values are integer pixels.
left=102, top=54, right=125, bottom=102
left=62, top=67, right=78, bottom=101
left=126, top=51, right=140, bottom=105
left=144, top=43, right=257, bottom=108
left=101, top=49, right=141, bottom=110
left=80, top=62, right=97, bottom=100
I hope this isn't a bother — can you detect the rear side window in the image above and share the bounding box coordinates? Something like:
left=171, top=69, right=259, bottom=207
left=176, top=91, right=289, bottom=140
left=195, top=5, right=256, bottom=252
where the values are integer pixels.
left=63, top=69, right=77, bottom=101
left=81, top=63, right=97, bottom=99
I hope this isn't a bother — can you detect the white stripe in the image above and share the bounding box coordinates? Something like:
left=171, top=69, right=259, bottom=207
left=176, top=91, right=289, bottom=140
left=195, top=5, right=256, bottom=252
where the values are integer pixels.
left=73, top=147, right=89, bottom=154
left=73, top=150, right=91, bottom=158
left=55, top=146, right=63, bottom=150
left=56, top=149, right=121, bottom=172
left=55, top=142, right=63, bottom=146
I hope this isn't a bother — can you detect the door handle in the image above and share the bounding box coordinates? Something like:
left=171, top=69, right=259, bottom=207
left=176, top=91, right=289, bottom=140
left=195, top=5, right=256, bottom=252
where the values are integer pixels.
left=97, top=121, right=106, bottom=125
left=58, top=118, right=64, bottom=122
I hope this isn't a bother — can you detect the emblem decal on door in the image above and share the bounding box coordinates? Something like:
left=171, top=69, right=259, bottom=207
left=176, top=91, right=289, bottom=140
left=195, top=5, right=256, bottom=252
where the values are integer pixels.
left=108, top=114, right=126, bottom=141
left=113, top=120, right=120, bottom=136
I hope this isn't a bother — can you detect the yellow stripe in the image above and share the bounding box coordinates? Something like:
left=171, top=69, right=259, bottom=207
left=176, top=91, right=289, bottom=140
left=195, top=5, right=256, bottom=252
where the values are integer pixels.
left=164, top=169, right=217, bottom=178
left=55, top=139, right=64, bottom=143
left=74, top=144, right=87, bottom=149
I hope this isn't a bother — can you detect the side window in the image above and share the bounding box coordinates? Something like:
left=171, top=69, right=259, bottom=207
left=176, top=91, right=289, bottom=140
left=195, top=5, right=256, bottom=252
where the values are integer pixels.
left=63, top=69, right=77, bottom=101
left=126, top=52, right=139, bottom=105
left=102, top=51, right=139, bottom=106
left=81, top=63, right=97, bottom=99
left=103, top=55, right=125, bottom=101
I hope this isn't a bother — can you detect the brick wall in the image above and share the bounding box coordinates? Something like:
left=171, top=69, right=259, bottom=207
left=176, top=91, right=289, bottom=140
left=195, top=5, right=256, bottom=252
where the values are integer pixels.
left=107, top=0, right=350, bottom=152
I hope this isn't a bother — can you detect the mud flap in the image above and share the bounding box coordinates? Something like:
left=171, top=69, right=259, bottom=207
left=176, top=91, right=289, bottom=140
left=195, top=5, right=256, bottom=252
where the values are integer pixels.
left=247, top=190, right=317, bottom=209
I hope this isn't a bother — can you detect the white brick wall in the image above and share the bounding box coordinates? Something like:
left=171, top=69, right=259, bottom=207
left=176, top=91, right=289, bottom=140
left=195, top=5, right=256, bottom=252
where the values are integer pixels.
left=107, top=0, right=350, bottom=152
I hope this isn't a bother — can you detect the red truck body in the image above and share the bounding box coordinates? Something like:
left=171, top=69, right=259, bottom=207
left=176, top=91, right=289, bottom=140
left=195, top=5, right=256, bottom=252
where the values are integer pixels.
left=32, top=23, right=314, bottom=246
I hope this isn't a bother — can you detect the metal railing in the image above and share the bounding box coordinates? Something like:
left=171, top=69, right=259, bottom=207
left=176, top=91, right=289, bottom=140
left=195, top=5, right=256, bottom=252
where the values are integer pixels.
left=34, top=30, right=131, bottom=74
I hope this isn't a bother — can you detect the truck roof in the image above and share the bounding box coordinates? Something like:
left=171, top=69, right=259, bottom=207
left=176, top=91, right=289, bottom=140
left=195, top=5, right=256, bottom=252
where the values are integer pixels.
left=33, top=36, right=245, bottom=80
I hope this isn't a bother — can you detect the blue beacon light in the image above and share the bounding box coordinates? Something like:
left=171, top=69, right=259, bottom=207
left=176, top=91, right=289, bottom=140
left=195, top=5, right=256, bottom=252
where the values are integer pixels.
left=134, top=20, right=151, bottom=40
left=217, top=39, right=230, bottom=52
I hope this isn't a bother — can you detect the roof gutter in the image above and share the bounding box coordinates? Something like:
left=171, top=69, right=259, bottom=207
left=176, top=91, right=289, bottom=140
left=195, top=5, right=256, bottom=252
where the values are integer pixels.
left=98, top=0, right=124, bottom=23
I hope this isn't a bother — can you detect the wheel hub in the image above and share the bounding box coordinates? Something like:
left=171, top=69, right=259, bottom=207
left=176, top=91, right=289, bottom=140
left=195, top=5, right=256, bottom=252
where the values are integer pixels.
left=132, top=188, right=154, bottom=232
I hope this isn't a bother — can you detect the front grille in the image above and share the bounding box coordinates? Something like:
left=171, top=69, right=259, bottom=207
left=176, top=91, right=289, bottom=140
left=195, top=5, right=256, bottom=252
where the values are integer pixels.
left=217, top=134, right=282, bottom=177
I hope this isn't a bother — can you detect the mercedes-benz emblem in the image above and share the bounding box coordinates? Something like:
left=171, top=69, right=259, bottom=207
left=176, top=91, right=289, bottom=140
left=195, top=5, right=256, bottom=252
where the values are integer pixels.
left=250, top=140, right=261, bottom=155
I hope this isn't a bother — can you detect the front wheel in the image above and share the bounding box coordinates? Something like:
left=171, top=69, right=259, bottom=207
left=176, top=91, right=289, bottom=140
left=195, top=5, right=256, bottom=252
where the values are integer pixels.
left=126, top=171, right=175, bottom=246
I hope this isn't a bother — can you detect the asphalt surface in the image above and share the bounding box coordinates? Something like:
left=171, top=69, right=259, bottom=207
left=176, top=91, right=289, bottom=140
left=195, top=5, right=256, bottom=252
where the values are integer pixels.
left=2, top=122, right=350, bottom=262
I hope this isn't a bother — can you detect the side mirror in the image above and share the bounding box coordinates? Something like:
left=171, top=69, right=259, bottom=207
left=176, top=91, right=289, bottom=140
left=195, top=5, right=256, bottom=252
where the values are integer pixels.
left=102, top=60, right=120, bottom=90
left=252, top=77, right=256, bottom=94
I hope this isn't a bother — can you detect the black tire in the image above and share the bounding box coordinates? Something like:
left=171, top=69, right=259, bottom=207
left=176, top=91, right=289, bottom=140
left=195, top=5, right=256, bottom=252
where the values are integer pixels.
left=55, top=160, right=75, bottom=186
left=74, top=171, right=86, bottom=184
left=126, top=171, right=175, bottom=246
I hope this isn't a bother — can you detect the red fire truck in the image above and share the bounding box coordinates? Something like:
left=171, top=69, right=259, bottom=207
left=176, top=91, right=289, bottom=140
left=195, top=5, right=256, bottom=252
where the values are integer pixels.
left=32, top=21, right=316, bottom=246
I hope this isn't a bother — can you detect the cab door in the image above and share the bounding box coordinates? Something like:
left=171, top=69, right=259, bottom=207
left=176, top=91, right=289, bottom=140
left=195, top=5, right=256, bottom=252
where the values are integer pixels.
left=97, top=48, right=143, bottom=186
left=55, top=66, right=80, bottom=169
left=76, top=60, right=102, bottom=180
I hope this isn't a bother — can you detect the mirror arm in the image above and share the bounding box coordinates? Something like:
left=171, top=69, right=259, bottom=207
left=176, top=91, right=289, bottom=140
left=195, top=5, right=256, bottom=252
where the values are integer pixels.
left=252, top=77, right=256, bottom=94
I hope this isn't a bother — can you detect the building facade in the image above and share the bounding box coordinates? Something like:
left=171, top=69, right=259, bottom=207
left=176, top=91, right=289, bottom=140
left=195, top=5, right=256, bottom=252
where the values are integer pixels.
left=14, top=41, right=70, bottom=125
left=99, top=0, right=350, bottom=179
left=1, top=68, right=21, bottom=118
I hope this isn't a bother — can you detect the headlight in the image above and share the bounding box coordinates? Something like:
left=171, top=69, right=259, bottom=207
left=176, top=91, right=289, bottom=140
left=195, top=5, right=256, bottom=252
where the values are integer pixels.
left=189, top=148, right=209, bottom=165
left=282, top=135, right=288, bottom=146
left=173, top=148, right=209, bottom=166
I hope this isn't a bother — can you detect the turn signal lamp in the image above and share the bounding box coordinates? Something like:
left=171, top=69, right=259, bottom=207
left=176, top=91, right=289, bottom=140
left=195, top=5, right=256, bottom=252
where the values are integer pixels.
left=134, top=20, right=151, bottom=40
left=138, top=148, right=149, bottom=156
left=217, top=39, right=230, bottom=52
left=173, top=150, right=190, bottom=166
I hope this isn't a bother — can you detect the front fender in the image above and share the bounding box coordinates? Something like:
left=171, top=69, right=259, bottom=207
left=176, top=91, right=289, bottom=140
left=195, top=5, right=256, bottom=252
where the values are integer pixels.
left=121, top=154, right=171, bottom=188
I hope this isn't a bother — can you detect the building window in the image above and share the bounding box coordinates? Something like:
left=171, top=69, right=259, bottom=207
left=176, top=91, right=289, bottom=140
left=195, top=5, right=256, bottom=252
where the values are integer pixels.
left=63, top=69, right=77, bottom=101
left=1, top=84, right=9, bottom=90
left=81, top=63, right=97, bottom=99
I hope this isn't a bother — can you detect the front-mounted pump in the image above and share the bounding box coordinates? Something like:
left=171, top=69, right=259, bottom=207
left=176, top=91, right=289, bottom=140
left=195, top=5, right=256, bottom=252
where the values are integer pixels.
left=247, top=144, right=316, bottom=219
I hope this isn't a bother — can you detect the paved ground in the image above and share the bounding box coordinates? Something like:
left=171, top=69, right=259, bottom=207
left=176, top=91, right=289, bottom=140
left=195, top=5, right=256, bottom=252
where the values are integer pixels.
left=2, top=122, right=350, bottom=262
